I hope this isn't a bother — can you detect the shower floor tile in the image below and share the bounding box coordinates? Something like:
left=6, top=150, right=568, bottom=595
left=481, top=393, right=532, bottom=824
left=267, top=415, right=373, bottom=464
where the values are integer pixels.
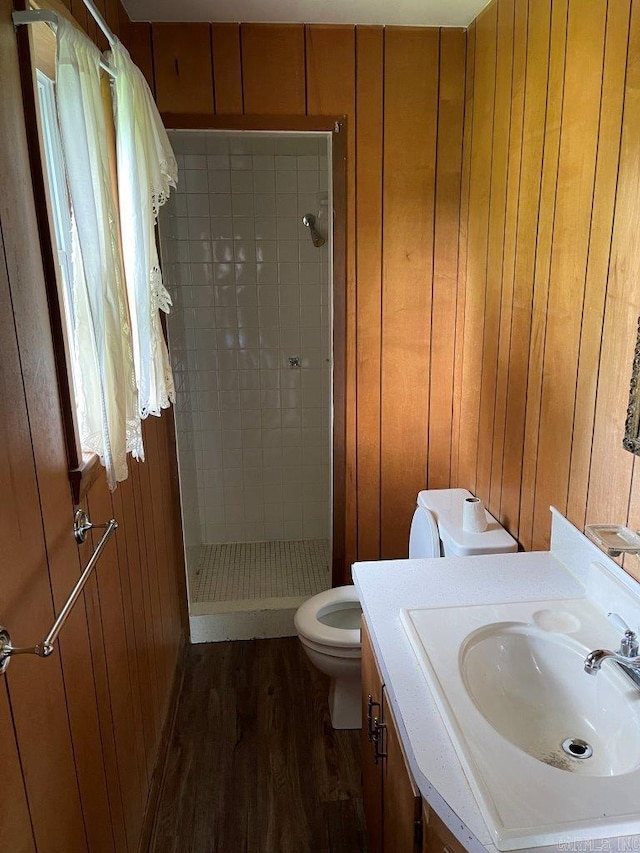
left=191, top=539, right=330, bottom=604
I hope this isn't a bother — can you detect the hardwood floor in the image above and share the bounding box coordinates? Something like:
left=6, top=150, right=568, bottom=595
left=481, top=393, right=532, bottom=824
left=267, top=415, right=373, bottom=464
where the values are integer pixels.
left=150, top=638, right=368, bottom=852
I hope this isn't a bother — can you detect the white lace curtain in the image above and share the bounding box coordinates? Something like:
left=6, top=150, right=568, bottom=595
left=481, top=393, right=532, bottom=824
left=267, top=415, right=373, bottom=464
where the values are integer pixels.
left=108, top=41, right=177, bottom=419
left=55, top=19, right=177, bottom=489
left=56, top=19, right=142, bottom=488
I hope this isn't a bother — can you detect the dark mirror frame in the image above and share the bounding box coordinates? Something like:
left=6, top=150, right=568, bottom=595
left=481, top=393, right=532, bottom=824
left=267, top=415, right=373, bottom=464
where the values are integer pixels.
left=623, top=316, right=640, bottom=455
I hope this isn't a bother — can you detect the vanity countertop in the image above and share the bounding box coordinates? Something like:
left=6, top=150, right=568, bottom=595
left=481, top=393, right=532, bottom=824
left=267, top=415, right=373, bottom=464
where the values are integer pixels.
left=352, top=509, right=640, bottom=853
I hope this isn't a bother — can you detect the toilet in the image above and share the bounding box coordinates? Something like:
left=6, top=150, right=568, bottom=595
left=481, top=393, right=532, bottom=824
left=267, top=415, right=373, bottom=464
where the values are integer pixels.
left=294, top=488, right=517, bottom=729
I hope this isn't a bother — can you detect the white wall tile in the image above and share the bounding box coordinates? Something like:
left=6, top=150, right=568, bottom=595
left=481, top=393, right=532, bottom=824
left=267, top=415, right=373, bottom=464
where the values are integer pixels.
left=275, top=155, right=296, bottom=170
left=232, top=194, right=254, bottom=217
left=253, top=172, right=276, bottom=193
left=252, top=154, right=274, bottom=170
left=241, top=409, right=262, bottom=429
left=299, top=263, right=321, bottom=285
left=237, top=349, right=260, bottom=369
left=207, top=153, right=229, bottom=169
left=261, top=409, right=281, bottom=429
left=163, top=131, right=331, bottom=544
left=279, top=284, right=300, bottom=304
left=256, top=262, right=278, bottom=284
left=280, top=328, right=301, bottom=349
left=276, top=171, right=298, bottom=194
left=234, top=241, right=256, bottom=262
left=173, top=196, right=188, bottom=216
left=211, top=218, right=233, bottom=239
left=254, top=195, right=277, bottom=218
left=183, top=154, right=208, bottom=170
left=251, top=137, right=276, bottom=155
left=255, top=217, right=278, bottom=240
left=231, top=171, right=253, bottom=194
left=186, top=195, right=209, bottom=217
left=229, top=137, right=251, bottom=155
left=297, top=155, right=318, bottom=170
left=207, top=137, right=229, bottom=155
left=212, top=241, right=234, bottom=263
left=233, top=218, right=255, bottom=240
left=276, top=194, right=297, bottom=216
left=185, top=170, right=209, bottom=193
left=210, top=194, right=232, bottom=217
left=230, top=154, right=252, bottom=170
left=298, top=171, right=319, bottom=194
left=277, top=218, right=299, bottom=240
left=299, top=240, right=323, bottom=263
left=235, top=284, right=258, bottom=306
left=277, top=241, right=298, bottom=263
left=281, top=405, right=302, bottom=425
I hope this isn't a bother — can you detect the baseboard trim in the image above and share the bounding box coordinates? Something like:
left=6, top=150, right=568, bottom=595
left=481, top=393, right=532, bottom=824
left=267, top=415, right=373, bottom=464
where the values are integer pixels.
left=137, top=632, right=187, bottom=853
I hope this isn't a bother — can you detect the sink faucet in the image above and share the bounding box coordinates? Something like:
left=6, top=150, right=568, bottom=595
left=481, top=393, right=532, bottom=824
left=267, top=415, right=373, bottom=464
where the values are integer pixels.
left=584, top=613, right=640, bottom=684
left=584, top=648, right=640, bottom=674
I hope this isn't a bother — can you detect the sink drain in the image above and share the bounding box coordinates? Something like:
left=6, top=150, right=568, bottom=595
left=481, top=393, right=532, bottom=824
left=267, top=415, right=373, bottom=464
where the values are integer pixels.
left=561, top=737, right=593, bottom=760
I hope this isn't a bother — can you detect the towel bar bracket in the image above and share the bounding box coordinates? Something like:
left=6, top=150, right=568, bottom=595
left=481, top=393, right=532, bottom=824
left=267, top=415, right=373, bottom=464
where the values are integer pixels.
left=74, top=508, right=112, bottom=543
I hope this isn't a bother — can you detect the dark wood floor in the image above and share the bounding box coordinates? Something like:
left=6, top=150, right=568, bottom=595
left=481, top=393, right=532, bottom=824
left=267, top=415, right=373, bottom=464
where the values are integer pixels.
left=150, top=637, right=368, bottom=853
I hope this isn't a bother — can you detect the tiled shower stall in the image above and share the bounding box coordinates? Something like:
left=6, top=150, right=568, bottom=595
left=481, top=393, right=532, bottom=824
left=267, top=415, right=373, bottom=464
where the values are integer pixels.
left=159, top=131, right=332, bottom=637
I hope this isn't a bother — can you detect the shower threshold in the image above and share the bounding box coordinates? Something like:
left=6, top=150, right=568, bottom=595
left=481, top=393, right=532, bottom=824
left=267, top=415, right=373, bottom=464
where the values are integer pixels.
left=189, top=539, right=330, bottom=642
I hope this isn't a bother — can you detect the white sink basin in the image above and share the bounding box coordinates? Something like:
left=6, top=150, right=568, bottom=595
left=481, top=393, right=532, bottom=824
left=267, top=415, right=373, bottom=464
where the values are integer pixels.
left=402, top=598, right=640, bottom=850
left=460, top=622, right=640, bottom=777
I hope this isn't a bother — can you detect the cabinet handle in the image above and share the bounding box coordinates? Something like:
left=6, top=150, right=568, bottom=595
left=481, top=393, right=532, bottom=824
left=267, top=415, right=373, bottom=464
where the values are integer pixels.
left=366, top=694, right=381, bottom=741
left=372, top=717, right=387, bottom=764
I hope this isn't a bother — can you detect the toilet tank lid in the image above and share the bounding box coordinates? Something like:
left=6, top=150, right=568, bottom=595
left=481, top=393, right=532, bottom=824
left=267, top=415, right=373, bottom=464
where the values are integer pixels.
left=417, top=488, right=517, bottom=556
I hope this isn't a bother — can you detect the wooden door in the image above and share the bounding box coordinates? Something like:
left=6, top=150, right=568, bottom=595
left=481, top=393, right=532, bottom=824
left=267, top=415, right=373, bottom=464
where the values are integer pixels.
left=0, top=2, right=93, bottom=847
left=0, top=201, right=49, bottom=853
left=0, top=2, right=185, bottom=850
left=361, top=619, right=384, bottom=853
left=0, top=152, right=95, bottom=851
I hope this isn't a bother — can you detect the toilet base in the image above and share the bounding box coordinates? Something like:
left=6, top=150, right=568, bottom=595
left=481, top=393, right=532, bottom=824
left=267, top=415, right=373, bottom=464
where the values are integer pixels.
left=328, top=676, right=362, bottom=729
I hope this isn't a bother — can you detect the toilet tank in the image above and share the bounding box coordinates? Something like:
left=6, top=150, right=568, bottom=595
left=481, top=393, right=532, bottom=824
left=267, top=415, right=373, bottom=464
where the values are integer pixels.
left=411, top=488, right=517, bottom=557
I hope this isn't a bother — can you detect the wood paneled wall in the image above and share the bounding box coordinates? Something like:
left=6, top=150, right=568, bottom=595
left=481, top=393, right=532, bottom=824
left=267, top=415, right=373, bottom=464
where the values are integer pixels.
left=121, top=4, right=640, bottom=576
left=0, top=1, right=185, bottom=850
left=141, top=21, right=467, bottom=568
left=458, top=0, right=640, bottom=572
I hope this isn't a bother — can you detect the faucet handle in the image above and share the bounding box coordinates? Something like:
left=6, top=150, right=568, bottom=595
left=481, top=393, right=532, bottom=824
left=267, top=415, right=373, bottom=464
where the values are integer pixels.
left=608, top=612, right=639, bottom=656
left=608, top=612, right=634, bottom=633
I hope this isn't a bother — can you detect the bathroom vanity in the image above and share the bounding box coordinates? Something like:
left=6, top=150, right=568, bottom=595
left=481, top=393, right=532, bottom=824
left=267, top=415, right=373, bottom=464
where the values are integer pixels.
left=361, top=618, right=468, bottom=853
left=354, top=510, right=640, bottom=853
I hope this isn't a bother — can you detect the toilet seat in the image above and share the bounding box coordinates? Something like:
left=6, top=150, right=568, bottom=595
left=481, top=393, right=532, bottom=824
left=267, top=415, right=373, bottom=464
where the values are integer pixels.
left=294, top=586, right=361, bottom=651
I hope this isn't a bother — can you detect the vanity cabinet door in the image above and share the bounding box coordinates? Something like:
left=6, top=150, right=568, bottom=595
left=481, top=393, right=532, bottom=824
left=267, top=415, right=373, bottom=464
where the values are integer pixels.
left=362, top=619, right=384, bottom=853
left=362, top=617, right=423, bottom=853
left=423, top=804, right=469, bottom=853
left=382, top=690, right=423, bottom=853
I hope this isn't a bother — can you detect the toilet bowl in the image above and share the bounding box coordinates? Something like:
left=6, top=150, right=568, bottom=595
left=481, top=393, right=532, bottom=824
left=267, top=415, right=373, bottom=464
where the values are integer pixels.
left=295, top=488, right=517, bottom=730
left=294, top=586, right=362, bottom=728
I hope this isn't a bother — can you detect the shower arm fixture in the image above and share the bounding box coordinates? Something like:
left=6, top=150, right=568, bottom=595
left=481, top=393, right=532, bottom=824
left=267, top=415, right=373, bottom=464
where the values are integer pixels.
left=302, top=214, right=326, bottom=248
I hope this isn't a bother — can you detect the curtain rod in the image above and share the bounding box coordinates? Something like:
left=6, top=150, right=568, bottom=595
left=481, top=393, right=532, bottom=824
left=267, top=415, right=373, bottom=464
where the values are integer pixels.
left=13, top=9, right=118, bottom=78
left=83, top=0, right=116, bottom=48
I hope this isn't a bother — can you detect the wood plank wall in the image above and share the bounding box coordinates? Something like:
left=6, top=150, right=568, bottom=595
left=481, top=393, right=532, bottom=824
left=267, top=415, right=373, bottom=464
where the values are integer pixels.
left=142, top=21, right=467, bottom=568
left=119, top=2, right=640, bottom=576
left=458, top=0, right=640, bottom=573
left=0, top=1, right=185, bottom=849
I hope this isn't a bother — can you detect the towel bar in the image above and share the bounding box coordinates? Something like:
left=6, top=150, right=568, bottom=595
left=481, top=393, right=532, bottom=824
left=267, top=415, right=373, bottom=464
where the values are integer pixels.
left=0, top=513, right=118, bottom=674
